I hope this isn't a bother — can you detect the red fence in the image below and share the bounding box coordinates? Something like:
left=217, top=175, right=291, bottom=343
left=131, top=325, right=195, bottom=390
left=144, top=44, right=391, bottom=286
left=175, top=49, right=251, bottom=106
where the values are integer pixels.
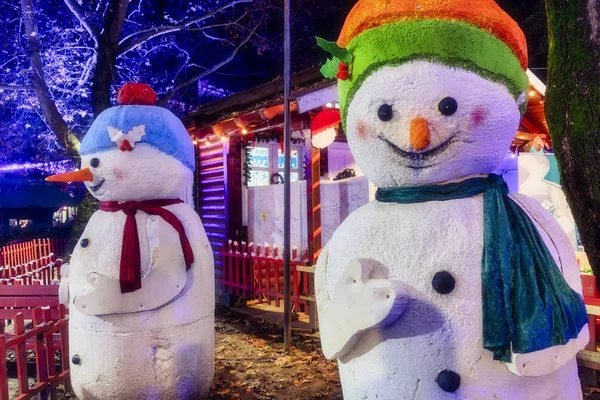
left=0, top=257, right=62, bottom=286
left=0, top=305, right=69, bottom=400
left=220, top=241, right=315, bottom=315
left=0, top=239, right=66, bottom=268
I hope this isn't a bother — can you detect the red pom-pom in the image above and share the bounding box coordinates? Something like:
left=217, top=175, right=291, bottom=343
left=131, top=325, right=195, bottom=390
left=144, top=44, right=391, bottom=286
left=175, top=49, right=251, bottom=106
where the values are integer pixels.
left=338, top=62, right=348, bottom=72
left=117, top=83, right=157, bottom=106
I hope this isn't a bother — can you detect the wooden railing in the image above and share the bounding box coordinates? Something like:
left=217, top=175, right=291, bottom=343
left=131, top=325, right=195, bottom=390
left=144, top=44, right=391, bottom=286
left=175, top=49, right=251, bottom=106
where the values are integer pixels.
left=0, top=239, right=66, bottom=268
left=0, top=257, right=62, bottom=286
left=0, top=306, right=69, bottom=400
left=220, top=241, right=317, bottom=329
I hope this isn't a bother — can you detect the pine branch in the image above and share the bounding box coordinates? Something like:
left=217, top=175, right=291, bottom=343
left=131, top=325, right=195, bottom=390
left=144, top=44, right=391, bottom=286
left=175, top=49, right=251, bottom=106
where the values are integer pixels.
left=62, top=0, right=99, bottom=46
left=118, top=0, right=253, bottom=56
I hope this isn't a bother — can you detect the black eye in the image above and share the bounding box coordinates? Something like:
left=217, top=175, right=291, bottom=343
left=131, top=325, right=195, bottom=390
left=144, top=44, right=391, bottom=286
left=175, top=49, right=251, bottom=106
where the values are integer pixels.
left=90, top=158, right=100, bottom=168
left=438, top=97, right=458, bottom=116
left=378, top=104, right=393, bottom=122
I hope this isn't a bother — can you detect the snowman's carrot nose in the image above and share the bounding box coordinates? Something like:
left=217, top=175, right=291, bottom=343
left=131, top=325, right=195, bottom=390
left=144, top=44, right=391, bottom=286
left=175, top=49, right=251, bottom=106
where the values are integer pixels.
left=410, top=117, right=430, bottom=151
left=46, top=168, right=93, bottom=183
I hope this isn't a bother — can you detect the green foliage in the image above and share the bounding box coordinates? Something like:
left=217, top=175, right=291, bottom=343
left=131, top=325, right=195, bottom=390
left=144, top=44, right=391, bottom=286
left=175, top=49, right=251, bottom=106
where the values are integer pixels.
left=316, top=37, right=353, bottom=79
left=243, top=141, right=252, bottom=187
left=65, top=192, right=98, bottom=260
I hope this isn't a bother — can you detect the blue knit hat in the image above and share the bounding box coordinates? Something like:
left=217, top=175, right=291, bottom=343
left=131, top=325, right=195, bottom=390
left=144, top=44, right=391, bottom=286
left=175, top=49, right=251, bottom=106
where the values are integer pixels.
left=80, top=84, right=195, bottom=171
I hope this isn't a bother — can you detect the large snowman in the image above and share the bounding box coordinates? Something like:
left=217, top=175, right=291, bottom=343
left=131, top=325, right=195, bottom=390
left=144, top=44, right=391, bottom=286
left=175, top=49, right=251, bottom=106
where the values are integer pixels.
left=315, top=1, right=589, bottom=399
left=47, top=83, right=214, bottom=399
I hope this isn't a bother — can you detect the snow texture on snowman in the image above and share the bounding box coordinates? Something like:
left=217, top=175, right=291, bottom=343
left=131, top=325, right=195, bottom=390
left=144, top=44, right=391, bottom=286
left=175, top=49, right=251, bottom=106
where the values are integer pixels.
left=47, top=83, right=214, bottom=399
left=315, top=1, right=590, bottom=399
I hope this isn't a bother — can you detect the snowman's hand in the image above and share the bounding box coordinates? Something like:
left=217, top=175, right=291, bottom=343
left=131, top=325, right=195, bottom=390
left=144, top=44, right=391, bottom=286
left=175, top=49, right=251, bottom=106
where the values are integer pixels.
left=506, top=325, right=589, bottom=377
left=58, top=263, right=69, bottom=306
left=316, top=256, right=407, bottom=360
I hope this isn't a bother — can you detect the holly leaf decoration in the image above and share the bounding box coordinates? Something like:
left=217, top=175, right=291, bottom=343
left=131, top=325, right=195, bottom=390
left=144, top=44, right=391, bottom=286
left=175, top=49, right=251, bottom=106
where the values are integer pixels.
left=316, top=37, right=353, bottom=79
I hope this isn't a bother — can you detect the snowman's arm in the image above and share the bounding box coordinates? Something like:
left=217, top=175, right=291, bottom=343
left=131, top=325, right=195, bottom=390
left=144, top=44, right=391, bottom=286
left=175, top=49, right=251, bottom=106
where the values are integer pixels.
left=506, top=194, right=588, bottom=377
left=316, top=244, right=408, bottom=360
left=73, top=216, right=187, bottom=316
left=58, top=263, right=69, bottom=306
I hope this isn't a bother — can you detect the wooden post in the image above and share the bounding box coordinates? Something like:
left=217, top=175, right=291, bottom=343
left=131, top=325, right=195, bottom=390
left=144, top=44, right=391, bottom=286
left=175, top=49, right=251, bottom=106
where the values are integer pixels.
left=305, top=146, right=322, bottom=262
left=14, top=313, right=28, bottom=394
left=0, top=335, right=8, bottom=400
left=33, top=308, right=49, bottom=400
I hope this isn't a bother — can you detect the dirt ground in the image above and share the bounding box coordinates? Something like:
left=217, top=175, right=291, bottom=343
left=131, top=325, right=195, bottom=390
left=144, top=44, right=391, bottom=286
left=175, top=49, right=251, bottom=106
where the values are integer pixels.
left=8, top=306, right=600, bottom=399
left=209, top=306, right=341, bottom=400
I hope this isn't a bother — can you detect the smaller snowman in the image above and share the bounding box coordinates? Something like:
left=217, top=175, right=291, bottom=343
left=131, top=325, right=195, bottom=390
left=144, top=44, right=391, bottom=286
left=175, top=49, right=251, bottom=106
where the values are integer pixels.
left=315, top=1, right=589, bottom=399
left=47, top=83, right=214, bottom=399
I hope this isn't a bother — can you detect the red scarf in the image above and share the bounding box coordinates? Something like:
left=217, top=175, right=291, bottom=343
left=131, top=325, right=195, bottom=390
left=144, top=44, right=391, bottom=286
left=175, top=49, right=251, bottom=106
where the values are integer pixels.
left=99, top=199, right=194, bottom=293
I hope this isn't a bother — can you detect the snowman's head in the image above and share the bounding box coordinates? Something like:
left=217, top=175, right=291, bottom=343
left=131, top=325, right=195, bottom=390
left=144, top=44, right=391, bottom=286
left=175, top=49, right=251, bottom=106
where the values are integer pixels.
left=80, top=145, right=192, bottom=202
left=319, top=0, right=531, bottom=188
left=345, top=60, right=526, bottom=187
left=46, top=83, right=195, bottom=201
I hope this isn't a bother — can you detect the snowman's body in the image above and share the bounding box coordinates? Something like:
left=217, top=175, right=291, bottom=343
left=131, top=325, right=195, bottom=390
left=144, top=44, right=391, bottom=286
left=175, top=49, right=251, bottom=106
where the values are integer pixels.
left=319, top=194, right=585, bottom=400
left=68, top=203, right=214, bottom=399
left=46, top=91, right=216, bottom=399
left=314, top=57, right=588, bottom=399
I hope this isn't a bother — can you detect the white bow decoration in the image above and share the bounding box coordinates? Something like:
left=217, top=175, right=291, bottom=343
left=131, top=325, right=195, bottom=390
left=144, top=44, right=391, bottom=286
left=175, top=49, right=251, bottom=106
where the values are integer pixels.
left=107, top=125, right=146, bottom=151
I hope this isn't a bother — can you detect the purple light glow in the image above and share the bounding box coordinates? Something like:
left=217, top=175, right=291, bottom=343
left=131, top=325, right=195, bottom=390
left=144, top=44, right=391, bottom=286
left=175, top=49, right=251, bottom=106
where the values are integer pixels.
left=0, top=160, right=73, bottom=174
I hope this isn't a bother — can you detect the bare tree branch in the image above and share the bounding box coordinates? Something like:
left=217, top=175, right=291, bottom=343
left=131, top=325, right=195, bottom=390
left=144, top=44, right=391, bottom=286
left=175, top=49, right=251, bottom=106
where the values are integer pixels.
left=118, top=0, right=252, bottom=55
left=20, top=0, right=80, bottom=158
left=63, top=0, right=99, bottom=47
left=0, top=84, right=34, bottom=91
left=157, top=20, right=260, bottom=106
left=91, top=0, right=129, bottom=115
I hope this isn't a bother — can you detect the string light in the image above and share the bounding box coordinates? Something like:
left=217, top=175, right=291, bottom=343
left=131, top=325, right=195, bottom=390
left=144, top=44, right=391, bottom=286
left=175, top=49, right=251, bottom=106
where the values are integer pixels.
left=193, top=139, right=198, bottom=145
left=205, top=139, right=210, bottom=146
left=529, top=90, right=536, bottom=97
left=241, top=128, right=248, bottom=135
left=220, top=136, right=227, bottom=142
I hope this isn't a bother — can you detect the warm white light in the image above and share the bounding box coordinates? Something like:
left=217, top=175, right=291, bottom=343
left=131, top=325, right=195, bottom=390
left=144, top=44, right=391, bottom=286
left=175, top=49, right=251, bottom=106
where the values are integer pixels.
left=193, top=140, right=198, bottom=145
left=311, top=127, right=336, bottom=149
left=205, top=139, right=210, bottom=146
left=241, top=128, right=248, bottom=135
left=220, top=136, right=227, bottom=142
left=529, top=90, right=536, bottom=97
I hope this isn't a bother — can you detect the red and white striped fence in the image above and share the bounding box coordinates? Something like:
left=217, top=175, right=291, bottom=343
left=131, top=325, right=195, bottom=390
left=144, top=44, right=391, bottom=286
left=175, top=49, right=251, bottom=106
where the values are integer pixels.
left=0, top=239, right=66, bottom=269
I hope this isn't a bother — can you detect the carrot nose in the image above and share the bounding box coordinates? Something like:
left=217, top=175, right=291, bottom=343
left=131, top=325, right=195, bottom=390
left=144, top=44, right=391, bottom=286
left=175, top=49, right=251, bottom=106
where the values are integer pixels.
left=46, top=168, right=93, bottom=183
left=410, top=117, right=430, bottom=151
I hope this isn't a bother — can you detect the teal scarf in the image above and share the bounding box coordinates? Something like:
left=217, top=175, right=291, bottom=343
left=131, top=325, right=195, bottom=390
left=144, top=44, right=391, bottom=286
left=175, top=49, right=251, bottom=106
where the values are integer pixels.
left=376, top=174, right=587, bottom=362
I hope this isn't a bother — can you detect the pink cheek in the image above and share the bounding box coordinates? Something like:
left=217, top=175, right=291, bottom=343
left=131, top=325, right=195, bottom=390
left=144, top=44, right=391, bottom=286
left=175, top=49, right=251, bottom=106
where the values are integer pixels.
left=113, top=169, right=125, bottom=180
left=356, top=121, right=369, bottom=140
left=470, top=108, right=489, bottom=127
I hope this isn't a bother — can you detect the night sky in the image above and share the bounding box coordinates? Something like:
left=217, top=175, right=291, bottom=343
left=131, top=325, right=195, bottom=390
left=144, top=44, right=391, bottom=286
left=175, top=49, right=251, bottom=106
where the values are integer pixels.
left=0, top=0, right=548, bottom=167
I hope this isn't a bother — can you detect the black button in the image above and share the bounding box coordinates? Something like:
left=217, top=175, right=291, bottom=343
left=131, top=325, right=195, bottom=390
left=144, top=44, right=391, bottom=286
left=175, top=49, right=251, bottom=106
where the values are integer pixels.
left=437, top=369, right=460, bottom=392
left=80, top=238, right=90, bottom=248
left=432, top=271, right=455, bottom=294
left=72, top=354, right=81, bottom=365
left=90, top=158, right=100, bottom=168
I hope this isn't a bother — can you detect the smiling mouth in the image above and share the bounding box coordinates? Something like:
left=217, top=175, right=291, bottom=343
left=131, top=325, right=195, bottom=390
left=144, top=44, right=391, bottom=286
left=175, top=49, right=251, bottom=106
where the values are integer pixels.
left=377, top=134, right=457, bottom=167
left=88, top=179, right=105, bottom=192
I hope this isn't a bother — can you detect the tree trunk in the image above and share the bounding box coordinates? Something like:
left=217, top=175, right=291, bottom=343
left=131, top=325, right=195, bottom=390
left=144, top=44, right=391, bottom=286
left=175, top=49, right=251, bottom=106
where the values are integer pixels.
left=91, top=0, right=129, bottom=116
left=545, top=0, right=600, bottom=285
left=20, top=0, right=80, bottom=158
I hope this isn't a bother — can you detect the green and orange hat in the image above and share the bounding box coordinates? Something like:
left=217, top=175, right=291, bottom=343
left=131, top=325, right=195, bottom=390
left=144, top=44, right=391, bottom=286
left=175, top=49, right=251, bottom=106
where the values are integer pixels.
left=318, top=0, right=530, bottom=124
